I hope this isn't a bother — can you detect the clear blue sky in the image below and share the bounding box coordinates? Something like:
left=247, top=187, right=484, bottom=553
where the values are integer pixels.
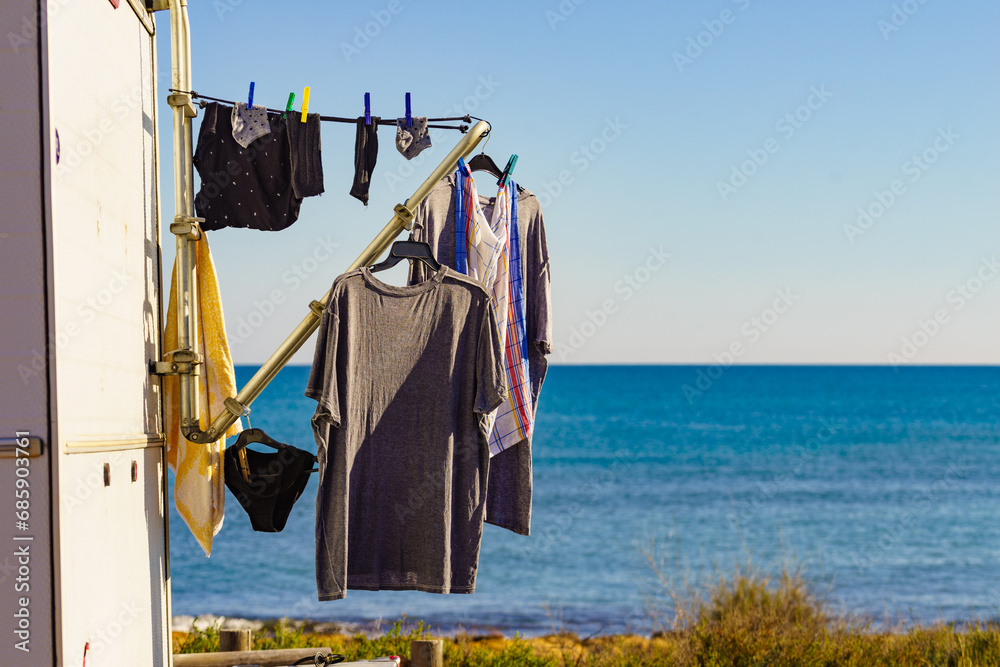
left=157, top=0, right=1000, bottom=366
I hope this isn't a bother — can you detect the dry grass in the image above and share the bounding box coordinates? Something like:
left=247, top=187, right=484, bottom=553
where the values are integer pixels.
left=174, top=565, right=1000, bottom=666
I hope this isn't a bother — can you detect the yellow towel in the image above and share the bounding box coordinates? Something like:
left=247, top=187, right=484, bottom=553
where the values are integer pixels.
left=163, top=234, right=242, bottom=556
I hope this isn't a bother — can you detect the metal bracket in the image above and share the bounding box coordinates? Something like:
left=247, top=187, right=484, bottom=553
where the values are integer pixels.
left=393, top=203, right=415, bottom=230
left=308, top=300, right=326, bottom=318
left=150, top=350, right=203, bottom=376
left=150, top=360, right=177, bottom=375
left=167, top=92, right=198, bottom=119
left=170, top=215, right=204, bottom=240
left=223, top=397, right=248, bottom=418
left=145, top=0, right=169, bottom=11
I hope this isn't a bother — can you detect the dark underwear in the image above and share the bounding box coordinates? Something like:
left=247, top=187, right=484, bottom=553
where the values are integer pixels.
left=224, top=428, right=317, bottom=533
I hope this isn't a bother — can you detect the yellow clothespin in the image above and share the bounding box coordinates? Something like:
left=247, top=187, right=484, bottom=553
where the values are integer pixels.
left=301, top=86, right=311, bottom=123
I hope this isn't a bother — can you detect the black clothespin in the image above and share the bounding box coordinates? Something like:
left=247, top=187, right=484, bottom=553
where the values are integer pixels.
left=405, top=92, right=412, bottom=128
left=365, top=92, right=371, bottom=125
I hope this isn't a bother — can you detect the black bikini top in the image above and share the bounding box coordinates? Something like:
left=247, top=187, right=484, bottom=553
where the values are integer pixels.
left=224, top=428, right=317, bottom=533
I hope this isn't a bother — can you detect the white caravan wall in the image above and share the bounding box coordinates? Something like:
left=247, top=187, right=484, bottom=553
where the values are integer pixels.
left=50, top=1, right=167, bottom=666
left=46, top=1, right=168, bottom=664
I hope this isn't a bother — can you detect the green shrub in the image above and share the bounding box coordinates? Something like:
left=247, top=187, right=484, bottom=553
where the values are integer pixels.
left=174, top=617, right=220, bottom=653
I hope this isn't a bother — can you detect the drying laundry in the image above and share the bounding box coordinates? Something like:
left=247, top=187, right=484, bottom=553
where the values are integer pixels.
left=349, top=116, right=381, bottom=205
left=485, top=188, right=551, bottom=536
left=194, top=101, right=322, bottom=231
left=409, top=171, right=552, bottom=536
left=163, top=233, right=243, bottom=556
left=285, top=110, right=325, bottom=198
left=223, top=428, right=316, bottom=533
left=307, top=265, right=505, bottom=600
left=231, top=101, right=271, bottom=148
left=454, top=165, right=532, bottom=456
left=395, top=116, right=432, bottom=160
left=454, top=162, right=506, bottom=294
left=486, top=181, right=534, bottom=456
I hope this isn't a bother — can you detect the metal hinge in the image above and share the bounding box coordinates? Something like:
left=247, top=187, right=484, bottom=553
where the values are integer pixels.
left=150, top=350, right=203, bottom=376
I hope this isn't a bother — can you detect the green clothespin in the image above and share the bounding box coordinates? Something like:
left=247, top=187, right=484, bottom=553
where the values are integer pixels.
left=283, top=92, right=296, bottom=120
left=499, top=154, right=518, bottom=187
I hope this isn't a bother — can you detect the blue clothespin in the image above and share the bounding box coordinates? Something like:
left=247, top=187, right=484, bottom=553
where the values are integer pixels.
left=405, top=92, right=412, bottom=128
left=365, top=92, right=371, bottom=125
left=499, top=154, right=518, bottom=187
left=457, top=157, right=467, bottom=172
left=248, top=81, right=255, bottom=109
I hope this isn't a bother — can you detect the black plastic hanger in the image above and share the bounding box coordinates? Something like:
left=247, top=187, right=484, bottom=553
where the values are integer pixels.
left=230, top=428, right=318, bottom=481
left=468, top=153, right=504, bottom=179
left=369, top=240, right=441, bottom=273
left=231, top=427, right=284, bottom=452
left=467, top=153, right=525, bottom=193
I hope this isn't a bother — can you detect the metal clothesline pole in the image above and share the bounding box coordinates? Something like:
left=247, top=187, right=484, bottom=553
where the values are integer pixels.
left=160, top=1, right=491, bottom=445
left=165, top=0, right=205, bottom=440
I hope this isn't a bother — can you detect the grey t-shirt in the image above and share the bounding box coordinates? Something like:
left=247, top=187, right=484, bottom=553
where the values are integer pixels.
left=306, top=265, right=506, bottom=600
left=408, top=175, right=553, bottom=536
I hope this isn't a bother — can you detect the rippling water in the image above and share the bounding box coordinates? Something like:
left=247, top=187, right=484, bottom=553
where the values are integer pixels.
left=169, top=365, right=1000, bottom=636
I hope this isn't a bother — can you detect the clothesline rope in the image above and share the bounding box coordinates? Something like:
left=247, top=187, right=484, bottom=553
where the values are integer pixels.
left=169, top=89, right=475, bottom=133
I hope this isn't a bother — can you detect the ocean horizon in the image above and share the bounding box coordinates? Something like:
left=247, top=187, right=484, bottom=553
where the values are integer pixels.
left=168, top=365, right=1000, bottom=637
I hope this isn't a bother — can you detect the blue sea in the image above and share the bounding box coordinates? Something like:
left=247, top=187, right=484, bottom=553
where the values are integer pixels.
left=169, top=365, right=1000, bottom=636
